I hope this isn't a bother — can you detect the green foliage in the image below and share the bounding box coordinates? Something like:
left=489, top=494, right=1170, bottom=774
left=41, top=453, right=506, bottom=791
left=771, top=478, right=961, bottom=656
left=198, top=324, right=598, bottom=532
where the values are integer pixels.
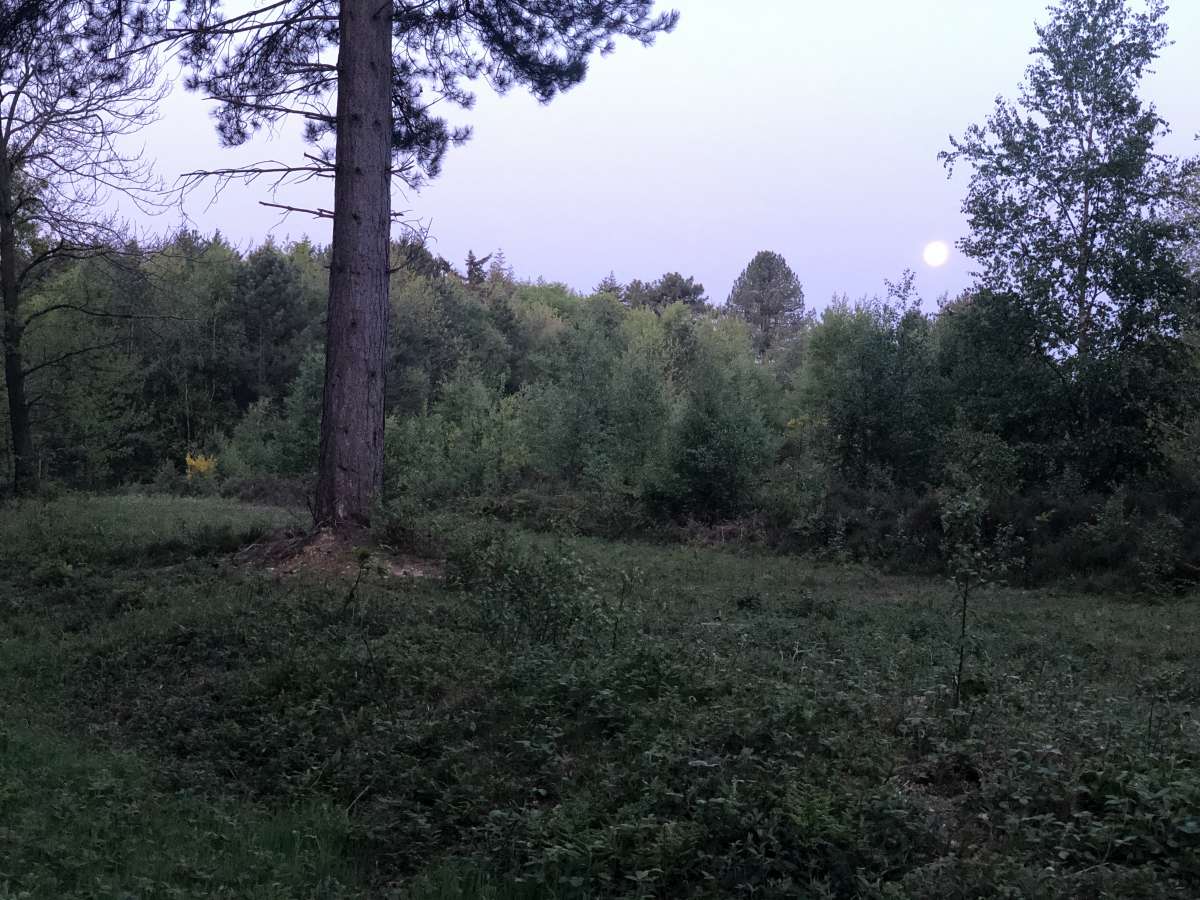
left=233, top=241, right=319, bottom=399
left=791, top=284, right=941, bottom=488
left=4, top=495, right=1199, bottom=897
left=1066, top=488, right=1185, bottom=594
left=940, top=487, right=1023, bottom=705
left=726, top=250, right=806, bottom=354
left=11, top=219, right=1200, bottom=588
left=220, top=350, right=324, bottom=480
left=646, top=318, right=778, bottom=518
left=0, top=494, right=286, bottom=579
left=444, top=526, right=613, bottom=647
left=932, top=291, right=1066, bottom=483
left=942, top=0, right=1196, bottom=485
left=384, top=373, right=527, bottom=505
left=0, top=724, right=359, bottom=898
left=622, top=271, right=707, bottom=311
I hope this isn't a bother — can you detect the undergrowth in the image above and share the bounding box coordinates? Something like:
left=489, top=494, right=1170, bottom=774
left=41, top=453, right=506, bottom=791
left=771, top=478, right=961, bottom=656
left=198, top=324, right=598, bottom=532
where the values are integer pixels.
left=1, top=494, right=1197, bottom=898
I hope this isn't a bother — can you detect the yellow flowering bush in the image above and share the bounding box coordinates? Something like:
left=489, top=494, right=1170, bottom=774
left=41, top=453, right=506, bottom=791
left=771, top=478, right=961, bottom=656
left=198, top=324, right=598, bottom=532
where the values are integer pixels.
left=185, top=453, right=218, bottom=479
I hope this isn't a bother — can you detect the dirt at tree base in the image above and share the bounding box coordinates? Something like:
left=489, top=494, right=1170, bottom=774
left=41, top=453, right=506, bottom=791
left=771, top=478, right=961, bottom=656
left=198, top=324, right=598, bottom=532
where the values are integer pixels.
left=234, top=526, right=443, bottom=579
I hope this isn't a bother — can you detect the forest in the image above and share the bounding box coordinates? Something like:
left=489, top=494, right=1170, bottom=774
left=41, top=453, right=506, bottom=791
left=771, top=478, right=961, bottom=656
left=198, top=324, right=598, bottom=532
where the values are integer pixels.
left=2, top=0, right=1200, bottom=897
left=5, top=229, right=1200, bottom=592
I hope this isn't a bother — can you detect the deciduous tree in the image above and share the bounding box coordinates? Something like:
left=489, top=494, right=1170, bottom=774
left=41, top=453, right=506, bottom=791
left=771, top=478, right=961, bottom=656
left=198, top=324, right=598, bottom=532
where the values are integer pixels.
left=941, top=0, right=1197, bottom=482
left=0, top=1, right=161, bottom=493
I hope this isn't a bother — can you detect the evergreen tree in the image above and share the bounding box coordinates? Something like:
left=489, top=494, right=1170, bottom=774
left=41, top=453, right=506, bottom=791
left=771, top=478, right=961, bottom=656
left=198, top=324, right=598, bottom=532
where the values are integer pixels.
left=621, top=272, right=706, bottom=312
left=623, top=278, right=655, bottom=310
left=726, top=251, right=805, bottom=354
left=655, top=272, right=707, bottom=309
left=394, top=239, right=451, bottom=280
left=487, top=250, right=511, bottom=280
left=594, top=271, right=623, bottom=297
left=465, top=250, right=491, bottom=289
left=233, top=243, right=310, bottom=402
left=164, top=0, right=678, bottom=526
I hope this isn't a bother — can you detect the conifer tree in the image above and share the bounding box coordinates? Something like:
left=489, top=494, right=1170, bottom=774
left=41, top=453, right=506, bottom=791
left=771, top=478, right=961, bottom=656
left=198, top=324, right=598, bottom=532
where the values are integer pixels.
left=726, top=251, right=805, bottom=354
left=595, top=271, right=622, bottom=297
left=164, top=0, right=679, bottom=525
left=465, top=250, right=492, bottom=290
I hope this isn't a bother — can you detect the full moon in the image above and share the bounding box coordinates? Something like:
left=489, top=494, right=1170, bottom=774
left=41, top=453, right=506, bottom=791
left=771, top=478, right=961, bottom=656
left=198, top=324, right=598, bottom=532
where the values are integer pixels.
left=923, top=240, right=951, bottom=268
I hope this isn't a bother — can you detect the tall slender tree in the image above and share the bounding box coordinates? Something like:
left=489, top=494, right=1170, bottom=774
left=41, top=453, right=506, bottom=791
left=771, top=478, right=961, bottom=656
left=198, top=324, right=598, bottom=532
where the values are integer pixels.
left=165, top=0, right=678, bottom=526
left=465, top=250, right=492, bottom=290
left=942, top=0, right=1193, bottom=358
left=0, top=1, right=161, bottom=494
left=942, top=0, right=1197, bottom=480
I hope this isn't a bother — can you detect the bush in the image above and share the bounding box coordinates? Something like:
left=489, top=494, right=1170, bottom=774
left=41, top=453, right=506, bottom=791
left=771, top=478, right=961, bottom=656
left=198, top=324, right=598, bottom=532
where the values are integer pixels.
left=444, top=527, right=606, bottom=647
left=383, top=375, right=528, bottom=506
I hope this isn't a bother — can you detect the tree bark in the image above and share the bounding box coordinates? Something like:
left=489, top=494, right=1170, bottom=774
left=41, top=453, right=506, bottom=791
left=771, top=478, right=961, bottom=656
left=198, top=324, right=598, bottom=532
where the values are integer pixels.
left=314, top=0, right=393, bottom=527
left=0, top=147, right=34, bottom=495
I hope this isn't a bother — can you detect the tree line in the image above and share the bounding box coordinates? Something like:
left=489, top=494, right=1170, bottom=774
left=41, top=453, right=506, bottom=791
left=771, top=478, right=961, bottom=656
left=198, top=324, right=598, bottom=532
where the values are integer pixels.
left=1, top=0, right=1199, bottom=587
left=0, top=0, right=680, bottom=526
left=3, top=224, right=1199, bottom=586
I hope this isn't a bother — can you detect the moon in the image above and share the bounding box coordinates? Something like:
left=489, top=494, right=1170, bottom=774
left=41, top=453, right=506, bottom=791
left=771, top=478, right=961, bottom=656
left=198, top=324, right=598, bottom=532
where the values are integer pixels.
left=923, top=240, right=951, bottom=268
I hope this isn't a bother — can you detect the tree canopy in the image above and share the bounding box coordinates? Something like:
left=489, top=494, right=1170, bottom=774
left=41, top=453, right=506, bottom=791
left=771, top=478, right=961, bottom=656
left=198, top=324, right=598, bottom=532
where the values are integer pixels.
left=726, top=250, right=805, bottom=354
left=942, top=0, right=1197, bottom=483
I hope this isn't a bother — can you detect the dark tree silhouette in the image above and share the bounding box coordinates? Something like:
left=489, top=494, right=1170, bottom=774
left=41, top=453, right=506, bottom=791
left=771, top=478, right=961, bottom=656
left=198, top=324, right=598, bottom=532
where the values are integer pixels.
left=594, top=271, right=622, bottom=297
left=942, top=0, right=1191, bottom=362
left=942, top=0, right=1197, bottom=482
left=166, top=0, right=679, bottom=526
left=623, top=272, right=706, bottom=312
left=726, top=251, right=805, bottom=354
left=465, top=250, right=492, bottom=290
left=655, top=272, right=707, bottom=309
left=0, top=1, right=161, bottom=494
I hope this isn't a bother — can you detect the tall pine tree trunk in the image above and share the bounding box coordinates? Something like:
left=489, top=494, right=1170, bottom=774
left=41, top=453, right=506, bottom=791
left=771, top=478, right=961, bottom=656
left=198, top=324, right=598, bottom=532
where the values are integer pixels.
left=0, top=148, right=34, bottom=495
left=314, top=0, right=392, bottom=527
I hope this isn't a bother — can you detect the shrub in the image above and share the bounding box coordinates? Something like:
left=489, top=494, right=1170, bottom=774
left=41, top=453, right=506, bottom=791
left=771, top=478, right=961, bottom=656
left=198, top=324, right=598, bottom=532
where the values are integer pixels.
left=444, top=527, right=604, bottom=647
left=185, top=452, right=218, bottom=479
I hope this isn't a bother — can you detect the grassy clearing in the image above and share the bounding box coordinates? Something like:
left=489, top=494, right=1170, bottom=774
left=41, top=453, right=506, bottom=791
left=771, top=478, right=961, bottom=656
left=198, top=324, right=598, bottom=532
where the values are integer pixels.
left=1, top=492, right=296, bottom=570
left=1, top=495, right=1198, bottom=898
left=0, top=723, right=355, bottom=898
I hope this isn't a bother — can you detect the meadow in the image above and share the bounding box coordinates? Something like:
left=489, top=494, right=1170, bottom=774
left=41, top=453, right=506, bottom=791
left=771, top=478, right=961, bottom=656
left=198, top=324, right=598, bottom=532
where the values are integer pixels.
left=1, top=494, right=1197, bottom=898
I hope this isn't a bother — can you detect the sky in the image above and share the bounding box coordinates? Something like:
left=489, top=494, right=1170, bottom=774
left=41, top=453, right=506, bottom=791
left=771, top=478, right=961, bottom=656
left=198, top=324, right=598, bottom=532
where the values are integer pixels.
left=141, top=0, right=1200, bottom=311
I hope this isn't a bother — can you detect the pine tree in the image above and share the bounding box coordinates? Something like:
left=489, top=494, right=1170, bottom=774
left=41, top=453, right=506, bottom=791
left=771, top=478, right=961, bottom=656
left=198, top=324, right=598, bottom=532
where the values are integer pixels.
left=154, top=0, right=678, bottom=525
left=726, top=251, right=805, bottom=354
left=594, top=271, right=623, bottom=297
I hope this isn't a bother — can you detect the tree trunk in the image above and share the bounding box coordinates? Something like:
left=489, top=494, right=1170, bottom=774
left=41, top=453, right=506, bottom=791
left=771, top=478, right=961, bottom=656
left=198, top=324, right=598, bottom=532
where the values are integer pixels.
left=0, top=148, right=34, bottom=495
left=1075, top=123, right=1097, bottom=363
left=314, top=0, right=393, bottom=527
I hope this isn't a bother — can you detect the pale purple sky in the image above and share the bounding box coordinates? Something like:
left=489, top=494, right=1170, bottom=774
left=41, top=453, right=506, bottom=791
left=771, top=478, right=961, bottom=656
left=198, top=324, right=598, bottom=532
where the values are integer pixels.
left=142, top=1, right=1200, bottom=310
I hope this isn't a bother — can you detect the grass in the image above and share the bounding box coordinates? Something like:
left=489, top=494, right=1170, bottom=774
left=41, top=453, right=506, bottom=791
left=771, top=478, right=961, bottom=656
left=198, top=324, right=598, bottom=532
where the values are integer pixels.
left=0, top=724, right=355, bottom=898
left=1, top=493, right=1198, bottom=898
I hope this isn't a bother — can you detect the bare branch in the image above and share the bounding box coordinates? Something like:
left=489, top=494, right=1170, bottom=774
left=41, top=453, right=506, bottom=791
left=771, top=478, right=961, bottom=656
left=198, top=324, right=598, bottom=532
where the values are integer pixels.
left=259, top=199, right=335, bottom=219
left=22, top=340, right=125, bottom=379
left=23, top=302, right=196, bottom=327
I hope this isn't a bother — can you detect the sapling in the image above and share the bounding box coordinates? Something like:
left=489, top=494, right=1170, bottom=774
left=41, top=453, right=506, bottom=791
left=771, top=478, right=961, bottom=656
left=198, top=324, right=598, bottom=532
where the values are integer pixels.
left=940, top=487, right=1021, bottom=707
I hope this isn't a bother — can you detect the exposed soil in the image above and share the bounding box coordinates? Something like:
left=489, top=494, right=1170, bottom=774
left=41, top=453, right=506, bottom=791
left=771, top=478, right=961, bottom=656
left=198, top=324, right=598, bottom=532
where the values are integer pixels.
left=234, top=526, right=443, bottom=579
